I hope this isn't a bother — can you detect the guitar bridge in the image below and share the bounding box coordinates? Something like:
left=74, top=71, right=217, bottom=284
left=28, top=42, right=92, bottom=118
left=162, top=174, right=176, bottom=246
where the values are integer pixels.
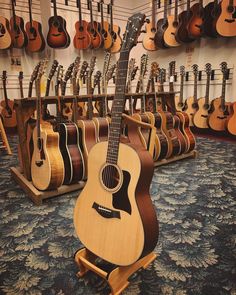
left=92, top=202, right=120, bottom=219
left=225, top=19, right=235, bottom=23
left=201, top=115, right=208, bottom=118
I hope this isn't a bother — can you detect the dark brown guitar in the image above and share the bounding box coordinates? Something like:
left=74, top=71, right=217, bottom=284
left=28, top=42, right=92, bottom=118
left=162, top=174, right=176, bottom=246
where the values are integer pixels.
left=10, top=0, right=28, bottom=49
left=87, top=0, right=102, bottom=49
left=187, top=0, right=204, bottom=39
left=26, top=0, right=45, bottom=52
left=73, top=0, right=92, bottom=50
left=47, top=0, right=70, bottom=49
left=202, top=0, right=220, bottom=38
left=154, top=0, right=168, bottom=49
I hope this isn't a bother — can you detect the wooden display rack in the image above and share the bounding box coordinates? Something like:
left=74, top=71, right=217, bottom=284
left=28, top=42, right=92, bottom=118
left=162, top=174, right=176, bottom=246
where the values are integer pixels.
left=154, top=150, right=198, bottom=167
left=74, top=247, right=157, bottom=295
left=0, top=116, right=12, bottom=155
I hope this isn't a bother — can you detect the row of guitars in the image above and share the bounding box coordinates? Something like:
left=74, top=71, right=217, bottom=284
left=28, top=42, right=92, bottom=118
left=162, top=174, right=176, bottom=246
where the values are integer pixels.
left=175, top=62, right=236, bottom=136
left=143, top=0, right=236, bottom=51
left=0, top=0, right=122, bottom=52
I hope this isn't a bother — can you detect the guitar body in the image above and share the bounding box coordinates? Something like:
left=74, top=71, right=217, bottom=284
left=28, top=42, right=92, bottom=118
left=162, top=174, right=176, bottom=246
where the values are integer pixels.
left=176, top=11, right=194, bottom=43
left=74, top=141, right=159, bottom=266
left=77, top=119, right=98, bottom=177
left=102, top=21, right=113, bottom=50
left=208, top=98, right=233, bottom=131
left=47, top=16, right=70, bottom=48
left=159, top=111, right=180, bottom=158
left=93, top=117, right=110, bottom=142
left=0, top=100, right=17, bottom=128
left=87, top=22, right=102, bottom=49
left=74, top=20, right=92, bottom=50
left=177, top=112, right=196, bottom=152
left=187, top=4, right=204, bottom=39
left=184, top=97, right=199, bottom=126
left=164, top=16, right=181, bottom=47
left=216, top=0, right=236, bottom=37
left=227, top=102, right=236, bottom=135
left=154, top=19, right=168, bottom=48
left=175, top=96, right=185, bottom=112
left=31, top=123, right=64, bottom=190
left=26, top=20, right=45, bottom=52
left=193, top=97, right=211, bottom=128
left=202, top=2, right=219, bottom=37
left=110, top=25, right=122, bottom=53
left=58, top=123, right=85, bottom=185
left=173, top=115, right=187, bottom=154
left=142, top=22, right=157, bottom=51
left=10, top=16, right=28, bottom=49
left=0, top=16, right=12, bottom=49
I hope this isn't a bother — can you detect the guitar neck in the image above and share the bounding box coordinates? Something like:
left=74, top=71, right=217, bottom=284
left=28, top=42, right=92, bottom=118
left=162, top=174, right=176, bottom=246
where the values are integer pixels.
left=151, top=0, right=157, bottom=28
left=87, top=74, right=94, bottom=120
left=152, top=77, right=158, bottom=114
left=100, top=2, right=104, bottom=30
left=35, top=79, right=42, bottom=140
left=140, top=78, right=146, bottom=113
left=11, top=0, right=17, bottom=25
left=45, top=79, right=51, bottom=97
left=180, top=75, right=184, bottom=103
left=187, top=0, right=191, bottom=17
left=77, top=0, right=82, bottom=24
left=193, top=74, right=198, bottom=103
left=89, top=1, right=95, bottom=28
left=110, top=2, right=113, bottom=31
left=205, top=74, right=210, bottom=105
left=163, top=0, right=168, bottom=22
left=28, top=0, right=33, bottom=26
left=28, top=81, right=33, bottom=97
left=174, top=0, right=178, bottom=22
left=221, top=76, right=226, bottom=109
left=53, top=0, right=58, bottom=17
left=73, top=95, right=79, bottom=122
left=19, top=79, right=24, bottom=99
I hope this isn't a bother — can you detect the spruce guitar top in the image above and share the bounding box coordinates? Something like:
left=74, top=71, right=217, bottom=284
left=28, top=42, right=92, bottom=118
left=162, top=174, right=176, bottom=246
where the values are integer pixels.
left=216, top=0, right=236, bottom=37
left=0, top=16, right=12, bottom=49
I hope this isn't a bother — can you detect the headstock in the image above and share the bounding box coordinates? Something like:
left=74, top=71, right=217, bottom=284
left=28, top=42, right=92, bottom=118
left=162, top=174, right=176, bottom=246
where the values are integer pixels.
left=192, top=64, right=199, bottom=77
left=128, top=58, right=136, bottom=80
left=37, top=59, right=48, bottom=82
left=220, top=61, right=228, bottom=78
left=88, top=56, right=96, bottom=78
left=205, top=63, right=212, bottom=76
left=180, top=65, right=185, bottom=77
left=18, top=71, right=24, bottom=81
left=30, top=62, right=41, bottom=83
left=94, top=70, right=102, bottom=88
left=121, top=13, right=146, bottom=52
left=48, top=60, right=59, bottom=81
left=169, top=61, right=176, bottom=78
left=56, top=65, right=64, bottom=84
left=106, top=63, right=116, bottom=82
left=159, top=68, right=165, bottom=85
left=151, top=62, right=159, bottom=78
left=2, top=70, right=7, bottom=81
left=64, top=63, right=74, bottom=83
left=140, top=54, right=148, bottom=78
left=79, top=61, right=89, bottom=79
left=73, top=57, right=81, bottom=79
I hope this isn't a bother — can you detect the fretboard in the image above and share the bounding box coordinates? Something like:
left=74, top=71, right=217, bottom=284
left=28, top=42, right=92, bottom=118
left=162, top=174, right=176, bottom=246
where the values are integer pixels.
left=193, top=74, right=198, bottom=103
left=179, top=75, right=184, bottom=103
left=151, top=0, right=157, bottom=29
left=174, top=0, right=178, bottom=22
left=205, top=74, right=210, bottom=105
left=221, top=76, right=226, bottom=110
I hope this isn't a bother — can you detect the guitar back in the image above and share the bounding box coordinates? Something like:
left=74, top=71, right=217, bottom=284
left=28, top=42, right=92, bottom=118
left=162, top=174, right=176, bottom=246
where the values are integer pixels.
left=47, top=16, right=70, bottom=48
left=216, top=0, right=236, bottom=37
left=0, top=16, right=12, bottom=49
left=10, top=16, right=28, bottom=48
left=154, top=19, right=168, bottom=48
left=227, top=102, right=236, bottom=136
left=26, top=20, right=45, bottom=52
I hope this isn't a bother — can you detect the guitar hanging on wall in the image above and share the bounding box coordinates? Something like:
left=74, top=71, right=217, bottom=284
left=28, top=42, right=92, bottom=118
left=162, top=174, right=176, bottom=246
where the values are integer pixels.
left=87, top=0, right=103, bottom=49
left=187, top=0, right=204, bottom=39
left=216, top=0, right=236, bottom=37
left=26, top=0, right=46, bottom=52
left=109, top=0, right=122, bottom=53
left=99, top=0, right=113, bottom=50
left=0, top=16, right=12, bottom=49
left=74, top=13, right=159, bottom=267
left=47, top=0, right=71, bottom=49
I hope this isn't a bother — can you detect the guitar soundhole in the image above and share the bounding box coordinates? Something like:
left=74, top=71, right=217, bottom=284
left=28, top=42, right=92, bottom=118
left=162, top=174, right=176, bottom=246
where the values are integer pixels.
left=101, top=164, right=121, bottom=190
left=203, top=103, right=210, bottom=110
left=227, top=5, right=234, bottom=13
left=79, top=26, right=84, bottom=32
left=14, top=24, right=20, bottom=34
left=0, top=24, right=5, bottom=34
left=29, top=27, right=37, bottom=36
left=192, top=102, right=198, bottom=109
left=178, top=102, right=184, bottom=108
left=173, top=21, right=178, bottom=28
left=151, top=27, right=156, bottom=33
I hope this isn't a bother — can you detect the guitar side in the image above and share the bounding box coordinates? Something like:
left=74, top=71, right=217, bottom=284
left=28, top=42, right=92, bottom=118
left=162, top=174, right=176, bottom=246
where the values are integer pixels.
left=177, top=112, right=196, bottom=152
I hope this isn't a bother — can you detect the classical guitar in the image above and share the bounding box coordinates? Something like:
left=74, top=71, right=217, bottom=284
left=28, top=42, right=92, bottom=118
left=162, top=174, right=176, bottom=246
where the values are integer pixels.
left=184, top=64, right=199, bottom=127
left=163, top=0, right=181, bottom=47
left=109, top=0, right=122, bottom=53
left=87, top=0, right=103, bottom=49
left=31, top=61, right=65, bottom=191
left=227, top=102, right=236, bottom=136
left=202, top=0, right=220, bottom=38
left=26, top=0, right=45, bottom=52
left=0, top=71, right=17, bottom=128
left=187, top=0, right=204, bottom=39
left=0, top=16, right=12, bottom=49
left=47, top=0, right=71, bottom=49
left=154, top=0, right=169, bottom=49
left=175, top=65, right=185, bottom=111
left=18, top=71, right=24, bottom=99
left=216, top=0, right=236, bottom=37
left=143, top=0, right=158, bottom=51
left=74, top=0, right=91, bottom=50
left=10, top=0, right=28, bottom=48
left=74, top=13, right=159, bottom=266
left=99, top=0, right=113, bottom=50
left=28, top=62, right=41, bottom=98
left=175, top=0, right=194, bottom=43
left=208, top=62, right=233, bottom=131
left=193, top=63, right=212, bottom=129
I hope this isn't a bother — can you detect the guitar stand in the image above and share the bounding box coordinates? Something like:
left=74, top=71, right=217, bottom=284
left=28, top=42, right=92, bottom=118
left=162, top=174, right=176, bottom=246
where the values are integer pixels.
left=74, top=247, right=157, bottom=295
left=0, top=116, right=12, bottom=155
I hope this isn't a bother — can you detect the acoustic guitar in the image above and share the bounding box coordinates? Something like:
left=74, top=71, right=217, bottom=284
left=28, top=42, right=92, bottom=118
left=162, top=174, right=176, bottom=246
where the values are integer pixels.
left=175, top=65, right=185, bottom=111
left=142, top=0, right=158, bottom=51
left=193, top=63, right=212, bottom=129
left=187, top=0, right=204, bottom=39
left=109, top=0, right=122, bottom=53
left=154, top=0, right=169, bottom=49
left=99, top=0, right=113, bottom=50
left=10, top=0, right=28, bottom=49
left=31, top=61, right=65, bottom=191
left=163, top=0, right=181, bottom=48
left=202, top=0, right=220, bottom=38
left=227, top=102, right=236, bottom=136
left=175, top=0, right=194, bottom=43
left=208, top=62, right=233, bottom=131
left=74, top=0, right=91, bottom=50
left=74, top=13, right=159, bottom=266
left=87, top=0, right=103, bottom=49
left=216, top=0, right=236, bottom=37
left=26, top=0, right=45, bottom=52
left=184, top=64, right=199, bottom=127
left=0, top=16, right=12, bottom=49
left=47, top=0, right=71, bottom=49
left=0, top=71, right=17, bottom=128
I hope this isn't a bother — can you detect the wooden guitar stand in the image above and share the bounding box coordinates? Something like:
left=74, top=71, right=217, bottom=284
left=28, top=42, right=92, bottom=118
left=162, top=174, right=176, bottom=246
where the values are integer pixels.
left=0, top=116, right=12, bottom=155
left=74, top=248, right=157, bottom=295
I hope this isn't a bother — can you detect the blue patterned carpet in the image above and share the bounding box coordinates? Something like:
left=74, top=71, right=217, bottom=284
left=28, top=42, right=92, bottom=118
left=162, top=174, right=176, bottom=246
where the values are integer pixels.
left=0, top=135, right=235, bottom=295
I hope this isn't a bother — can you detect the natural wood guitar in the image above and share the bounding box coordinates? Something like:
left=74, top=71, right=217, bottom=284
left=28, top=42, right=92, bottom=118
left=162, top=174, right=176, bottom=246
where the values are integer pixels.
left=74, top=13, right=159, bottom=266
left=227, top=102, right=236, bottom=136
left=208, top=62, right=233, bottom=131
left=216, top=0, right=236, bottom=37
left=109, top=0, right=122, bottom=53
left=0, top=16, right=12, bottom=49
left=99, top=0, right=113, bottom=50
left=87, top=0, right=103, bottom=49
left=193, top=63, right=212, bottom=129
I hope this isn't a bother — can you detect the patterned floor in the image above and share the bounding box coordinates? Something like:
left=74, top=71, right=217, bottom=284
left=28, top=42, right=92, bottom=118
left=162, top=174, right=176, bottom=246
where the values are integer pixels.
left=0, top=135, right=235, bottom=295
